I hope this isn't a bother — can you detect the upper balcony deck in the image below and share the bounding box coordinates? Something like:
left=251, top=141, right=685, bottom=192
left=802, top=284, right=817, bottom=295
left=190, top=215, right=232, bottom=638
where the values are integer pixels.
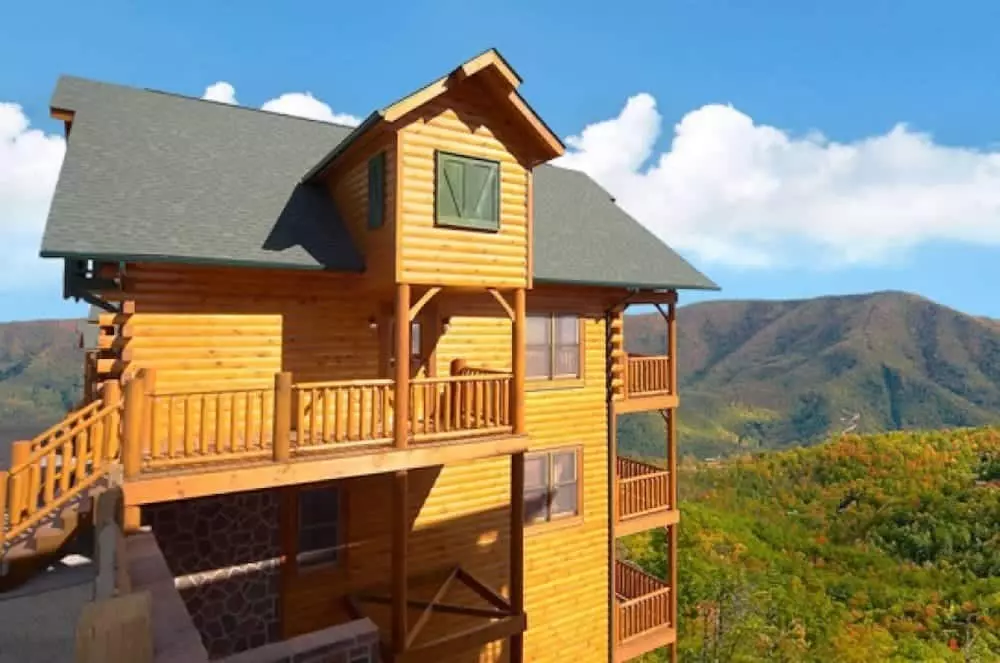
left=121, top=368, right=526, bottom=505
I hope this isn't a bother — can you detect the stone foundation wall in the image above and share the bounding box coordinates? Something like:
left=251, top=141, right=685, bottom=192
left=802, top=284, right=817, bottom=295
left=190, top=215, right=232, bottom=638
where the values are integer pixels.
left=144, top=490, right=281, bottom=659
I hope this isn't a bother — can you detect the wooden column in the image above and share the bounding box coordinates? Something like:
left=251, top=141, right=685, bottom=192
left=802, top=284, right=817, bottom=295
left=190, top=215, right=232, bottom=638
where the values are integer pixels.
left=511, top=288, right=526, bottom=435
left=9, top=440, right=30, bottom=526
left=122, top=371, right=146, bottom=480
left=391, top=469, right=408, bottom=655
left=394, top=283, right=411, bottom=450
left=0, top=470, right=7, bottom=548
left=272, top=372, right=292, bottom=461
left=667, top=292, right=677, bottom=395
left=669, top=522, right=679, bottom=663
left=509, top=451, right=525, bottom=662
left=102, top=381, right=122, bottom=461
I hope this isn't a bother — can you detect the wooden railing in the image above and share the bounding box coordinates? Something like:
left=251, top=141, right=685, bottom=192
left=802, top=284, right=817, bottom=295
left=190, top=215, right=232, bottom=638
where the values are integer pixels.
left=616, top=456, right=670, bottom=520
left=410, top=374, right=512, bottom=441
left=144, top=386, right=275, bottom=469
left=2, top=383, right=122, bottom=547
left=624, top=354, right=672, bottom=397
left=294, top=379, right=394, bottom=449
left=615, top=560, right=671, bottom=644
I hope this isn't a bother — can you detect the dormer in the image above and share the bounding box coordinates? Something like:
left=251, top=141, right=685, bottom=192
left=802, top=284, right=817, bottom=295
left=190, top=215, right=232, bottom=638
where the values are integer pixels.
left=305, top=49, right=564, bottom=290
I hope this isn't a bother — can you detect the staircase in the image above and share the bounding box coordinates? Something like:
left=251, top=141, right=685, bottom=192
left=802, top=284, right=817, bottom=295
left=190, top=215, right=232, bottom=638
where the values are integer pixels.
left=0, top=382, right=123, bottom=591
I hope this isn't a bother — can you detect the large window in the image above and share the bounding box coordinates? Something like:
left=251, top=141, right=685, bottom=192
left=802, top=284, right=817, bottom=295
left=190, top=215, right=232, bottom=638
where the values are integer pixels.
left=524, top=448, right=581, bottom=524
left=435, top=151, right=500, bottom=231
left=297, top=485, right=341, bottom=568
left=527, top=314, right=581, bottom=379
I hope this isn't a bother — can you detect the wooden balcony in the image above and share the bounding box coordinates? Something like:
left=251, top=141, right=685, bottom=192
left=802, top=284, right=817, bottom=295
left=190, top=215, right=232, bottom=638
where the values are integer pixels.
left=614, top=560, right=675, bottom=662
left=122, top=372, right=526, bottom=505
left=615, top=456, right=677, bottom=536
left=617, top=353, right=677, bottom=413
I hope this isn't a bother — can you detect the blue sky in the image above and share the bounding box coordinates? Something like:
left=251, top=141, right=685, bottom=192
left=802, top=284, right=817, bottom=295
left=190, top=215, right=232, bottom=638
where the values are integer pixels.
left=3, top=0, right=1000, bottom=320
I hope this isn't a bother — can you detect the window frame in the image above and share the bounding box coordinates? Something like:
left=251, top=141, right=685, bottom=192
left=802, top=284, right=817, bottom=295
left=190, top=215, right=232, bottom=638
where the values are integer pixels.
left=367, top=151, right=386, bottom=230
left=294, top=484, right=343, bottom=571
left=434, top=150, right=501, bottom=232
left=523, top=446, right=583, bottom=530
left=526, top=313, right=584, bottom=383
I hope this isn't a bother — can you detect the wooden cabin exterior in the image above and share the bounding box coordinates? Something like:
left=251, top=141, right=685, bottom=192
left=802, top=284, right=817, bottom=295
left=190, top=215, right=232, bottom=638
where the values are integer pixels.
left=4, top=50, right=717, bottom=663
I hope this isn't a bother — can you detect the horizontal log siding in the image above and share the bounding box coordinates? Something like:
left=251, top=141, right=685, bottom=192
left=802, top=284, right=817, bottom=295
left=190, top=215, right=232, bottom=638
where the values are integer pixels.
left=397, top=79, right=530, bottom=288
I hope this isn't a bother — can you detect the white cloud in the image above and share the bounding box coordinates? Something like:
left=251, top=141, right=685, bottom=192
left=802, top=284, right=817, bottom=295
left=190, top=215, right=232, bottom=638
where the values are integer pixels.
left=202, top=81, right=237, bottom=105
left=201, top=83, right=361, bottom=127
left=555, top=95, right=1000, bottom=268
left=0, top=103, right=65, bottom=293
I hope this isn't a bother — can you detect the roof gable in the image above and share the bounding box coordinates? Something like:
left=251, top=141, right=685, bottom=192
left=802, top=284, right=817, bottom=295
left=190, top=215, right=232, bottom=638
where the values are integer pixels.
left=303, top=49, right=565, bottom=182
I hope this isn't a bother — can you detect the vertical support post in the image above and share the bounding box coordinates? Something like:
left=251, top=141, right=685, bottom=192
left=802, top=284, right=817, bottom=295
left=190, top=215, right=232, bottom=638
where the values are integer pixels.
left=509, top=451, right=525, bottom=662
left=0, top=470, right=8, bottom=549
left=511, top=288, right=526, bottom=435
left=273, top=372, right=292, bottom=461
left=667, top=291, right=677, bottom=395
left=669, top=523, right=679, bottom=663
left=391, top=469, right=408, bottom=655
left=122, top=371, right=146, bottom=480
left=9, top=440, right=30, bottom=526
left=394, top=283, right=411, bottom=450
left=102, top=381, right=122, bottom=461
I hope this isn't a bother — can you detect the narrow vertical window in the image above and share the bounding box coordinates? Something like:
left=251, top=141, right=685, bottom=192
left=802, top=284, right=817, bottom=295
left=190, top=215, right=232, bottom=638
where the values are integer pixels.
left=368, top=152, right=385, bottom=229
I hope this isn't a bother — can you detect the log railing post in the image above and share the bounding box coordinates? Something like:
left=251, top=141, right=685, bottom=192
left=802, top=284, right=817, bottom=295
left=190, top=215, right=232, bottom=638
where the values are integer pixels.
left=9, top=440, right=30, bottom=526
left=667, top=292, right=677, bottom=395
left=122, top=371, right=146, bottom=479
left=394, top=284, right=411, bottom=450
left=511, top=288, right=526, bottom=435
left=102, top=380, right=122, bottom=461
left=273, top=372, right=292, bottom=461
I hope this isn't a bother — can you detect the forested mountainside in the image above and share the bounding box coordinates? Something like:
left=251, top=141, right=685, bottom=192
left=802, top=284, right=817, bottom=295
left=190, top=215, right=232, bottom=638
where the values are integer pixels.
left=620, top=428, right=1000, bottom=662
left=625, top=291, right=1000, bottom=458
left=0, top=320, right=82, bottom=427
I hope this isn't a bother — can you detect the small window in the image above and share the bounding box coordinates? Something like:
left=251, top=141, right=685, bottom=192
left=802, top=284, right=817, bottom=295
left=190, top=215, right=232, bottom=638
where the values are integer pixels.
left=524, top=448, right=580, bottom=524
left=368, top=152, right=386, bottom=229
left=435, top=151, right=500, bottom=231
left=389, top=320, right=422, bottom=368
left=527, top=314, right=581, bottom=379
left=297, top=486, right=341, bottom=568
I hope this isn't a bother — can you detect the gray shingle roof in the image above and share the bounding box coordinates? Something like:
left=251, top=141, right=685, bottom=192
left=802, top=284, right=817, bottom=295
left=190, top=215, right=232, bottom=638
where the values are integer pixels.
left=41, top=76, right=717, bottom=291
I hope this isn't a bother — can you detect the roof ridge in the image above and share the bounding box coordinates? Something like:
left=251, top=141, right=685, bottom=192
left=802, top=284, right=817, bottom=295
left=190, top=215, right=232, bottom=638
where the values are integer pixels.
left=141, top=87, right=363, bottom=130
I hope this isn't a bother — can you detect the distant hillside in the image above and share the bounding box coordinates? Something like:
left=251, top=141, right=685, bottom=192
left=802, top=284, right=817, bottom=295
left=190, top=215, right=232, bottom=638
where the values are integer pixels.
left=0, top=320, right=83, bottom=452
left=624, top=291, right=1000, bottom=458
left=623, top=427, right=1000, bottom=660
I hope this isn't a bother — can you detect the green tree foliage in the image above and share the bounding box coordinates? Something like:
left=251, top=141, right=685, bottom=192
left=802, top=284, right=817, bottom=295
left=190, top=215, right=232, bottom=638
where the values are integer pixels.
left=622, top=428, right=1000, bottom=661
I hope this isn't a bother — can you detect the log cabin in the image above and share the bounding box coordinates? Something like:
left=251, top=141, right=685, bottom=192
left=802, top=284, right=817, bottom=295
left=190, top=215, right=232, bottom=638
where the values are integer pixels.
left=2, top=49, right=717, bottom=663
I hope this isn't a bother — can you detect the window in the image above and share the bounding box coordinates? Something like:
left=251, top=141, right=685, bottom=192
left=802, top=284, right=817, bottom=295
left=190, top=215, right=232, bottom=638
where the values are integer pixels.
left=435, top=151, right=500, bottom=231
left=527, top=314, right=581, bottom=379
left=297, top=486, right=341, bottom=568
left=524, top=448, right=580, bottom=524
left=367, top=152, right=386, bottom=229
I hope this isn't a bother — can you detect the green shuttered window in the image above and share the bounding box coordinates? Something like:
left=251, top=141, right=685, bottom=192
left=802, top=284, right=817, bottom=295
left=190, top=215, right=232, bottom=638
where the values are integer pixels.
left=435, top=151, right=500, bottom=231
left=367, top=152, right=386, bottom=230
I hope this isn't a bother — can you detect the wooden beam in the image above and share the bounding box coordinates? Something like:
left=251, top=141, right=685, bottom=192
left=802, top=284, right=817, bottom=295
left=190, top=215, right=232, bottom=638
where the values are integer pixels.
left=409, top=287, right=441, bottom=323
left=396, top=613, right=527, bottom=663
left=616, top=508, right=680, bottom=538
left=456, top=568, right=511, bottom=612
left=623, top=291, right=678, bottom=306
left=395, top=284, right=411, bottom=450
left=392, top=469, right=408, bottom=655
left=407, top=566, right=459, bottom=648
left=123, top=434, right=529, bottom=505
left=354, top=594, right=509, bottom=619
left=509, top=451, right=525, bottom=663
left=486, top=288, right=515, bottom=321
left=511, top=288, right=526, bottom=435
left=615, top=393, right=679, bottom=414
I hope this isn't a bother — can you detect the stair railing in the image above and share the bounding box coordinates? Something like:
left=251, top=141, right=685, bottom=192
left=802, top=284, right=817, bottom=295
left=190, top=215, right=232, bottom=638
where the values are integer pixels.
left=2, top=381, right=123, bottom=550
